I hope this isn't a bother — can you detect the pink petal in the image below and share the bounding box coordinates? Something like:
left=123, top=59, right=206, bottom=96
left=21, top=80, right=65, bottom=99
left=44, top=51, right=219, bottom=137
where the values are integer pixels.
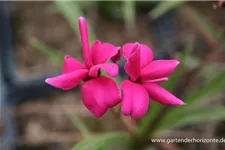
left=122, top=43, right=134, bottom=60
left=111, top=48, right=121, bottom=63
left=124, top=43, right=141, bottom=81
left=121, top=80, right=149, bottom=118
left=143, top=77, right=168, bottom=83
left=81, top=76, right=121, bottom=118
left=141, top=60, right=180, bottom=81
left=143, top=83, right=184, bottom=105
left=122, top=43, right=153, bottom=68
left=91, top=40, right=120, bottom=64
left=81, top=97, right=108, bottom=118
left=62, top=55, right=86, bottom=74
left=89, top=63, right=118, bottom=77
left=140, top=44, right=154, bottom=68
left=78, top=17, right=93, bottom=68
left=45, top=69, right=88, bottom=90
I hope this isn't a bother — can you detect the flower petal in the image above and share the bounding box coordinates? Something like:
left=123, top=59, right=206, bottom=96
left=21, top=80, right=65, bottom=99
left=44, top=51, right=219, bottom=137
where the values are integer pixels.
left=45, top=69, right=88, bottom=90
left=81, top=76, right=121, bottom=118
left=111, top=48, right=121, bottom=63
left=89, top=63, right=118, bottom=77
left=91, top=40, right=120, bottom=64
left=81, top=97, right=108, bottom=118
left=124, top=43, right=140, bottom=81
left=78, top=17, right=93, bottom=68
left=143, top=83, right=184, bottom=105
left=143, top=77, right=168, bottom=83
left=62, top=55, right=86, bottom=74
left=141, top=60, right=180, bottom=81
left=122, top=43, right=153, bottom=68
left=121, top=80, right=149, bottom=118
left=122, top=43, right=134, bottom=60
left=140, top=44, right=154, bottom=68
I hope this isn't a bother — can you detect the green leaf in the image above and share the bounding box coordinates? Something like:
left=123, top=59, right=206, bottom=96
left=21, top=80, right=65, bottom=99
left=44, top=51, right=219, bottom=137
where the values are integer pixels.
left=54, top=1, right=96, bottom=44
left=72, top=132, right=129, bottom=150
left=154, top=70, right=225, bottom=133
left=76, top=1, right=96, bottom=10
left=194, top=10, right=222, bottom=42
left=70, top=114, right=91, bottom=138
left=94, top=134, right=131, bottom=150
left=72, top=138, right=95, bottom=150
left=184, top=70, right=225, bottom=104
left=100, top=69, right=110, bottom=78
left=191, top=8, right=225, bottom=53
left=138, top=101, right=163, bottom=136
left=136, top=0, right=159, bottom=5
left=143, top=146, right=157, bottom=150
left=150, top=1, right=185, bottom=19
left=123, top=1, right=136, bottom=29
left=156, top=106, right=225, bottom=132
left=97, top=1, right=123, bottom=20
left=221, top=42, right=225, bottom=52
left=30, top=38, right=63, bottom=67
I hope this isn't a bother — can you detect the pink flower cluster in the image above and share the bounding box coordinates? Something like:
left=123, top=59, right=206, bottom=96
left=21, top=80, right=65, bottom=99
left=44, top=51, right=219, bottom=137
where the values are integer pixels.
left=45, top=17, right=184, bottom=118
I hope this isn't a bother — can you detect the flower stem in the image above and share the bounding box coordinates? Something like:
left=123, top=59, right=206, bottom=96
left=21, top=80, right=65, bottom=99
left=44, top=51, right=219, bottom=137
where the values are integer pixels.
left=110, top=107, right=120, bottom=118
left=110, top=108, right=137, bottom=135
left=142, top=106, right=170, bottom=137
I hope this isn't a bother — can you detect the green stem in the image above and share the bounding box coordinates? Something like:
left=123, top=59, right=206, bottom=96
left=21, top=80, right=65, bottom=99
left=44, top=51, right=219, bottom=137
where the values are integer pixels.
left=110, top=108, right=137, bottom=135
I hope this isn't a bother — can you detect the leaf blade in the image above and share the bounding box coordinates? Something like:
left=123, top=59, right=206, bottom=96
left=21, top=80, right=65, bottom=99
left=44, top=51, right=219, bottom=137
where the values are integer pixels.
left=30, top=38, right=63, bottom=67
left=70, top=114, right=91, bottom=139
left=150, top=1, right=185, bottom=19
left=72, top=132, right=129, bottom=150
left=54, top=1, right=96, bottom=44
left=156, top=106, right=225, bottom=132
left=155, top=70, right=225, bottom=132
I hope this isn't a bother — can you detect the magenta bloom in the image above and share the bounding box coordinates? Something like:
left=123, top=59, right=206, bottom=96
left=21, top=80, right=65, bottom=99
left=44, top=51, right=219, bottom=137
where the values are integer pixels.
left=45, top=17, right=121, bottom=118
left=121, top=42, right=184, bottom=118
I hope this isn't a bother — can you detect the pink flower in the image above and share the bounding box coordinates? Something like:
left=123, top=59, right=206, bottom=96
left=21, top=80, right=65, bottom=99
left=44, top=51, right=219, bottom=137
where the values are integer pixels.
left=45, top=17, right=121, bottom=118
left=111, top=48, right=121, bottom=63
left=121, top=42, right=184, bottom=118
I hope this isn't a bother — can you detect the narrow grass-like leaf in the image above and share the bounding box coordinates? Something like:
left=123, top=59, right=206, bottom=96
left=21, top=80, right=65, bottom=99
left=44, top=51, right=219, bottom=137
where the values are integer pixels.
left=184, top=70, right=225, bottom=104
left=136, top=0, right=159, bottom=5
left=54, top=1, right=96, bottom=44
left=154, top=70, right=225, bottom=133
left=174, top=107, right=225, bottom=126
left=189, top=7, right=225, bottom=53
left=221, top=42, right=225, bottom=52
left=93, top=133, right=130, bottom=150
left=143, top=146, right=157, bottom=150
left=70, top=114, right=91, bottom=139
left=139, top=101, right=163, bottom=136
left=72, top=132, right=128, bottom=150
left=97, top=1, right=123, bottom=20
left=150, top=1, right=185, bottom=19
left=71, top=137, right=95, bottom=150
left=156, top=106, right=225, bottom=132
left=76, top=1, right=96, bottom=10
left=122, top=1, right=136, bottom=31
left=30, top=38, right=63, bottom=67
left=194, top=10, right=222, bottom=42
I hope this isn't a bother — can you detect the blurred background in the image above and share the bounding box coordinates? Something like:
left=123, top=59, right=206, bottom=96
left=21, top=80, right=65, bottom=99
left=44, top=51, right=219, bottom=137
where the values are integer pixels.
left=0, top=1, right=225, bottom=150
